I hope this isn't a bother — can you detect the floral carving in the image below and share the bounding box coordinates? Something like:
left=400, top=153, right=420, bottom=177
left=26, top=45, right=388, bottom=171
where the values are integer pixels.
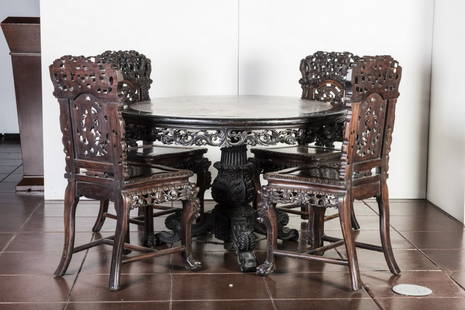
left=127, top=183, right=198, bottom=210
left=75, top=99, right=109, bottom=157
left=151, top=128, right=307, bottom=147
left=262, top=186, right=339, bottom=209
left=354, top=93, right=386, bottom=161
left=299, top=51, right=360, bottom=104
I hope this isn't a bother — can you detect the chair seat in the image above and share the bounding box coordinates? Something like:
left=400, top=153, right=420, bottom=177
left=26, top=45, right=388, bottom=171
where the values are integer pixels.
left=128, top=145, right=207, bottom=162
left=124, top=163, right=193, bottom=186
left=264, top=163, right=345, bottom=188
left=251, top=146, right=341, bottom=162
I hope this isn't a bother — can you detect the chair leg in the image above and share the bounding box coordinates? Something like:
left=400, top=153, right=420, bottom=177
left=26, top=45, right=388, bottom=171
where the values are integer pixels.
left=181, top=199, right=202, bottom=270
left=92, top=199, right=109, bottom=233
left=143, top=205, right=155, bottom=247
left=308, top=206, right=325, bottom=252
left=351, top=207, right=361, bottom=231
left=109, top=195, right=130, bottom=291
left=54, top=182, right=79, bottom=277
left=195, top=158, right=211, bottom=215
left=256, top=196, right=278, bottom=276
left=377, top=182, right=401, bottom=275
left=338, top=194, right=361, bottom=290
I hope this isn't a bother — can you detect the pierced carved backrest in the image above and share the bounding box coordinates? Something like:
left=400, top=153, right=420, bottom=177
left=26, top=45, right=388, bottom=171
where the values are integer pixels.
left=49, top=50, right=152, bottom=181
left=299, top=51, right=360, bottom=105
left=340, top=56, right=402, bottom=179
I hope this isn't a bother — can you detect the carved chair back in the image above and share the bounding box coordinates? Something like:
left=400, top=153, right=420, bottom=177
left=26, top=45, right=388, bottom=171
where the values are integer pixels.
left=339, top=56, right=402, bottom=182
left=299, top=51, right=360, bottom=105
left=49, top=51, right=152, bottom=183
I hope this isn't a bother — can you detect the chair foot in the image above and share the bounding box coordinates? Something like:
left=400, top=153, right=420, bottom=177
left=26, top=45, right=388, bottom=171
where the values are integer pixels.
left=185, top=254, right=202, bottom=271
left=256, top=261, right=274, bottom=276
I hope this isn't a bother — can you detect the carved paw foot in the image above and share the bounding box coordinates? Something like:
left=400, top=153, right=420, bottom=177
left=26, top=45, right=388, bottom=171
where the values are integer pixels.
left=237, top=251, right=257, bottom=272
left=185, top=255, right=202, bottom=271
left=143, top=233, right=157, bottom=248
left=256, top=261, right=274, bottom=276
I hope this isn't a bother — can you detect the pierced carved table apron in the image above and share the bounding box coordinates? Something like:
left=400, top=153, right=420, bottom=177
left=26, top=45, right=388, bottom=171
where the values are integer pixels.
left=123, top=95, right=346, bottom=272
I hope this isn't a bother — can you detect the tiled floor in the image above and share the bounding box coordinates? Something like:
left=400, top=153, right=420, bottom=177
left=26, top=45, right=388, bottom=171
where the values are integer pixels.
left=0, top=140, right=465, bottom=309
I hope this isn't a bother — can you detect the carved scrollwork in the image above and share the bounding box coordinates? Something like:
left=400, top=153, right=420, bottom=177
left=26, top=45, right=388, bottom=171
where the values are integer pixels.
left=262, top=186, right=339, bottom=209
left=151, top=127, right=306, bottom=147
left=350, top=55, right=401, bottom=101
left=71, top=94, right=112, bottom=162
left=49, top=50, right=152, bottom=104
left=127, top=183, right=198, bottom=210
left=354, top=93, right=386, bottom=161
left=299, top=51, right=360, bottom=104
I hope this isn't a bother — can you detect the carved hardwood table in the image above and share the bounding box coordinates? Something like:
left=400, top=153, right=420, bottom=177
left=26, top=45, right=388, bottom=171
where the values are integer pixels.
left=124, top=95, right=346, bottom=272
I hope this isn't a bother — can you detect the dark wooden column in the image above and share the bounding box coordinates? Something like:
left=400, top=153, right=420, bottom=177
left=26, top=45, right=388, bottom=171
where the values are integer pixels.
left=1, top=17, right=43, bottom=191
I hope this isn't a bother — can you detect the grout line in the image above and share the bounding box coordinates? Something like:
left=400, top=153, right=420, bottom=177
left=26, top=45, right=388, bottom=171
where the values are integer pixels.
left=64, top=233, right=95, bottom=304
left=0, top=163, right=23, bottom=183
left=0, top=200, right=43, bottom=254
left=363, top=283, right=385, bottom=310
left=262, top=277, right=278, bottom=310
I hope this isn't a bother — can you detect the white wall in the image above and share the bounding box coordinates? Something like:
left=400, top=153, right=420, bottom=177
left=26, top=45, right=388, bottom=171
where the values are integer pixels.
left=41, top=0, right=434, bottom=200
left=427, top=0, right=465, bottom=222
left=0, top=0, right=40, bottom=134
left=239, top=0, right=433, bottom=199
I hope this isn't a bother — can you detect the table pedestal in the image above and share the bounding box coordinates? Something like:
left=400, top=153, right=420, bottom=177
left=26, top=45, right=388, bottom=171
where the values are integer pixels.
left=211, top=145, right=257, bottom=271
left=154, top=144, right=299, bottom=272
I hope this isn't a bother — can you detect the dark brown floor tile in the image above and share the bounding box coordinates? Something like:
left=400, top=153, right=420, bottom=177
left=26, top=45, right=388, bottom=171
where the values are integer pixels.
left=0, top=251, right=84, bottom=275
left=363, top=270, right=465, bottom=298
left=366, top=200, right=443, bottom=216
left=266, top=249, right=347, bottom=274
left=0, top=303, right=65, bottom=310
left=69, top=274, right=171, bottom=301
left=349, top=249, right=439, bottom=271
left=0, top=233, right=13, bottom=250
left=0, top=216, right=28, bottom=232
left=5, top=232, right=93, bottom=252
left=423, top=250, right=465, bottom=271
left=450, top=271, right=465, bottom=289
left=265, top=273, right=369, bottom=299
left=274, top=299, right=380, bottom=310
left=390, top=214, right=464, bottom=232
left=20, top=216, right=117, bottom=232
left=0, top=165, right=21, bottom=173
left=80, top=246, right=170, bottom=275
left=400, top=231, right=465, bottom=249
left=0, top=182, right=19, bottom=193
left=0, top=152, right=22, bottom=160
left=324, top=216, right=381, bottom=231
left=325, top=228, right=415, bottom=249
left=0, top=275, right=73, bottom=302
left=0, top=206, right=37, bottom=219
left=0, top=195, right=43, bottom=212
left=377, top=297, right=465, bottom=310
left=354, top=201, right=379, bottom=216
left=172, top=250, right=241, bottom=274
left=67, top=302, right=170, bottom=310
left=37, top=201, right=141, bottom=217
left=21, top=213, right=167, bottom=232
left=172, top=300, right=273, bottom=310
left=172, top=274, right=269, bottom=300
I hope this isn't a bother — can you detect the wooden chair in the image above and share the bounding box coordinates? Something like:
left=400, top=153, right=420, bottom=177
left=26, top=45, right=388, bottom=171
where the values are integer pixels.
left=255, top=55, right=402, bottom=291
left=251, top=52, right=362, bottom=245
left=50, top=51, right=202, bottom=290
left=88, top=51, right=211, bottom=246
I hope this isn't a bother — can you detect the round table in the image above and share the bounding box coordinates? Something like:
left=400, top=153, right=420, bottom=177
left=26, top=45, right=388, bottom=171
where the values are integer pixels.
left=124, top=95, right=346, bottom=272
